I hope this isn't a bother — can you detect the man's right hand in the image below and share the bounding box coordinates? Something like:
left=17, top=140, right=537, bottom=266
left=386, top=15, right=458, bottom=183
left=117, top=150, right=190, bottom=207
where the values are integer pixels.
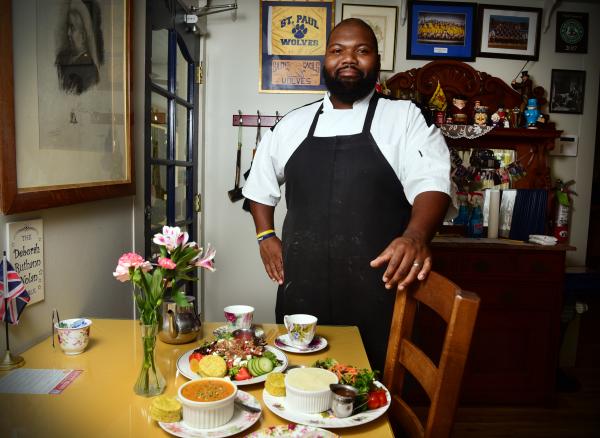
left=259, top=237, right=284, bottom=285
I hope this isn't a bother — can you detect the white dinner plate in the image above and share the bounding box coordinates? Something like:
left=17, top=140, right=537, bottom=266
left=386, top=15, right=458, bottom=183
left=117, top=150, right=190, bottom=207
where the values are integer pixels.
left=243, top=424, right=339, bottom=437
left=273, top=334, right=328, bottom=354
left=159, top=390, right=261, bottom=438
left=176, top=345, right=288, bottom=385
left=262, top=381, right=390, bottom=428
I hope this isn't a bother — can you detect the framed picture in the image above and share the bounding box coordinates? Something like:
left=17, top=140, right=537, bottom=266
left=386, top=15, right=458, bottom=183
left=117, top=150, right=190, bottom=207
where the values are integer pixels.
left=259, top=0, right=334, bottom=93
left=550, top=69, right=586, bottom=114
left=0, top=0, right=134, bottom=214
left=341, top=4, right=398, bottom=71
left=477, top=5, right=541, bottom=60
left=406, top=1, right=476, bottom=61
left=555, top=11, right=588, bottom=53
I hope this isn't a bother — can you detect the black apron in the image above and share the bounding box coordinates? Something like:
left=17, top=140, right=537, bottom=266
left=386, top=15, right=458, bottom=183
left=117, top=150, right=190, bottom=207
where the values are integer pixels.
left=276, top=93, right=412, bottom=372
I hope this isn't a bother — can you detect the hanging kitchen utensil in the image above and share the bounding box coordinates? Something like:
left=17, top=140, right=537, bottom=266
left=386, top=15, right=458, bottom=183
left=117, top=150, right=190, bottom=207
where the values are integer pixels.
left=228, top=110, right=244, bottom=202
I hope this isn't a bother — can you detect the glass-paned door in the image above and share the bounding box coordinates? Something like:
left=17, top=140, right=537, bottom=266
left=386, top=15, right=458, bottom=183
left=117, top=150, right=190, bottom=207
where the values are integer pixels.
left=146, top=1, right=200, bottom=297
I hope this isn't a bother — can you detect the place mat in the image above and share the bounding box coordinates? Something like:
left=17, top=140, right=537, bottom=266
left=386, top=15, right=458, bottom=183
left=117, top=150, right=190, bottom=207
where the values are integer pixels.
left=0, top=368, right=82, bottom=394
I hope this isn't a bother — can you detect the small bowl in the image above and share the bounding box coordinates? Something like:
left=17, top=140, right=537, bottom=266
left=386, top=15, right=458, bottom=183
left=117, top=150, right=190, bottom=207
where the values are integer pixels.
left=54, top=318, right=92, bottom=355
left=285, top=368, right=338, bottom=413
left=178, top=378, right=237, bottom=429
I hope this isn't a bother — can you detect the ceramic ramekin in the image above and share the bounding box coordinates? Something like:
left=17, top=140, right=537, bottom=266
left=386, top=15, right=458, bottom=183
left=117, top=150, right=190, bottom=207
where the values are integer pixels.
left=284, top=368, right=338, bottom=413
left=178, top=378, right=237, bottom=429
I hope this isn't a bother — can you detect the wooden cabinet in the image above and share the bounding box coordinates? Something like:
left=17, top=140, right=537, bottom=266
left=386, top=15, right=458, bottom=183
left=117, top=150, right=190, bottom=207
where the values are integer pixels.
left=430, top=239, right=568, bottom=405
left=385, top=60, right=570, bottom=405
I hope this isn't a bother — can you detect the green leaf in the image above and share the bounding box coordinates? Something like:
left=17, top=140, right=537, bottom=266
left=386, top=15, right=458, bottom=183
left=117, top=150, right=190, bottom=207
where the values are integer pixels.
left=172, top=290, right=191, bottom=307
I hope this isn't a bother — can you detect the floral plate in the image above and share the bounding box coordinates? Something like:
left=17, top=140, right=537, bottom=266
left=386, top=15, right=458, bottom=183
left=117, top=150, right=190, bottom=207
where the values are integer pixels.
left=243, top=424, right=339, bottom=437
left=274, top=335, right=328, bottom=354
left=262, top=381, right=390, bottom=428
left=213, top=325, right=265, bottom=340
left=159, top=390, right=261, bottom=438
left=176, top=346, right=288, bottom=386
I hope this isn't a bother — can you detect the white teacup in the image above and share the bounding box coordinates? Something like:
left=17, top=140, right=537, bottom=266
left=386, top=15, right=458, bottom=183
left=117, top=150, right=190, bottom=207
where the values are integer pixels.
left=284, top=314, right=317, bottom=347
left=224, top=305, right=254, bottom=330
left=55, top=318, right=92, bottom=355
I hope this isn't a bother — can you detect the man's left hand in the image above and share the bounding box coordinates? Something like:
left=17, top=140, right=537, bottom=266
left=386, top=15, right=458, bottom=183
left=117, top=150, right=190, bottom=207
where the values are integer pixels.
left=369, top=234, right=431, bottom=291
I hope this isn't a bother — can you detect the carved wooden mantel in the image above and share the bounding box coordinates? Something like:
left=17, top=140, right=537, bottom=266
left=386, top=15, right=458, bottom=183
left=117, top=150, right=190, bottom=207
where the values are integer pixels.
left=386, top=60, right=561, bottom=189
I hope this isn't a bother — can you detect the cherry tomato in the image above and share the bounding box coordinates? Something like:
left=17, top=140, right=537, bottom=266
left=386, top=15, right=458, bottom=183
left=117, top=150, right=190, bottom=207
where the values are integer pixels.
left=376, top=390, right=387, bottom=406
left=367, top=391, right=380, bottom=410
left=189, top=352, right=204, bottom=362
left=235, top=367, right=251, bottom=381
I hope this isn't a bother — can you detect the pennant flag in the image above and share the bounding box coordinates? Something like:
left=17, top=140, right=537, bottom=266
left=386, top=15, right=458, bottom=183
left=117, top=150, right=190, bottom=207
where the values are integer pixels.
left=428, top=80, right=447, bottom=111
left=0, top=258, right=31, bottom=325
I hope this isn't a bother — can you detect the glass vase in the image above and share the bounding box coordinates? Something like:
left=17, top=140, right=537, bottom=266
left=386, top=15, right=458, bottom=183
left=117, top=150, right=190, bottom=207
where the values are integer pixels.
left=133, top=323, right=166, bottom=397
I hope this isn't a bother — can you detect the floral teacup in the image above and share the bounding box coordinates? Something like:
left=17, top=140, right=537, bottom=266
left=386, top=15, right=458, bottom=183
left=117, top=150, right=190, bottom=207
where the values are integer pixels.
left=284, top=314, right=317, bottom=347
left=224, top=305, right=254, bottom=330
left=55, top=318, right=92, bottom=355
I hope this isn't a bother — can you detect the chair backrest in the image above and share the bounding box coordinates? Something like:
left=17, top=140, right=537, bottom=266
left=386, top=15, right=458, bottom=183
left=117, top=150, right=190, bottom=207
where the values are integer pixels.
left=383, top=271, right=480, bottom=438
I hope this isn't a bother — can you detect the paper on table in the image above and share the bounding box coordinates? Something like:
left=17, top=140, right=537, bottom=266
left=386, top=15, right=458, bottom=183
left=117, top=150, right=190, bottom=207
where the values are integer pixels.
left=0, top=368, right=82, bottom=394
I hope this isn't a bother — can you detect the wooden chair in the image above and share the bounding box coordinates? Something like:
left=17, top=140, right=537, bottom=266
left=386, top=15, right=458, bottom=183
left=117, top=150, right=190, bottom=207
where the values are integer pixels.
left=383, top=271, right=480, bottom=438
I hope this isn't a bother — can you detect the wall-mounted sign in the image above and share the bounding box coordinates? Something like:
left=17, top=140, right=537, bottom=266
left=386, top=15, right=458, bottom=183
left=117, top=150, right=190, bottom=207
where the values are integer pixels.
left=555, top=11, right=588, bottom=54
left=259, top=0, right=334, bottom=93
left=6, top=219, right=44, bottom=305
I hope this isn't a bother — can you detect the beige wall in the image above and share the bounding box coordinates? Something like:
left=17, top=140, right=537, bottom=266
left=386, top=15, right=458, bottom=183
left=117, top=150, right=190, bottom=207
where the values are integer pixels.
left=0, top=0, right=147, bottom=354
left=202, top=0, right=600, bottom=324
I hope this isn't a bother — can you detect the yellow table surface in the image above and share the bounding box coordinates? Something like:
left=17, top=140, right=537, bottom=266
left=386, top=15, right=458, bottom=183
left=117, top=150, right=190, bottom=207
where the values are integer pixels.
left=0, top=319, right=393, bottom=437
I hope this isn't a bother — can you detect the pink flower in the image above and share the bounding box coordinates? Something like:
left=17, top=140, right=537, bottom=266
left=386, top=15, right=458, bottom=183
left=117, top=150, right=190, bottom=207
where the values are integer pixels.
left=158, top=257, right=176, bottom=270
left=195, top=243, right=216, bottom=272
left=113, top=252, right=151, bottom=281
left=153, top=226, right=189, bottom=252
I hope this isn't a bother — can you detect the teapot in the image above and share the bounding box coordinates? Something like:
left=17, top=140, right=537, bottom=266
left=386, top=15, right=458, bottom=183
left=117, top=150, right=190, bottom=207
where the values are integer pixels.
left=159, top=296, right=201, bottom=344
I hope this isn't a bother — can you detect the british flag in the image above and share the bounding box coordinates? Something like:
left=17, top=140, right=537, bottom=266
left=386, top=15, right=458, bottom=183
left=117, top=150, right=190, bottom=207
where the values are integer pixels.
left=0, top=257, right=31, bottom=324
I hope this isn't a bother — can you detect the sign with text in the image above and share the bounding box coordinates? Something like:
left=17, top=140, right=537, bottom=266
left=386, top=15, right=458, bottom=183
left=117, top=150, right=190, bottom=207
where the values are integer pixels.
left=6, top=219, right=44, bottom=305
left=260, top=0, right=334, bottom=93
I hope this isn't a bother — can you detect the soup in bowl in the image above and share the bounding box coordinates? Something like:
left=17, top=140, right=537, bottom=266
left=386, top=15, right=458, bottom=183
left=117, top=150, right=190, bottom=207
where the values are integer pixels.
left=178, top=378, right=237, bottom=429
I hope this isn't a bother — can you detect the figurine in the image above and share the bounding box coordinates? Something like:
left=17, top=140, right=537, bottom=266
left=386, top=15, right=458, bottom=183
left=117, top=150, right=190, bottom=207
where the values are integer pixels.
left=511, top=71, right=533, bottom=101
left=474, top=106, right=488, bottom=126
left=523, top=98, right=540, bottom=129
left=450, top=95, right=468, bottom=124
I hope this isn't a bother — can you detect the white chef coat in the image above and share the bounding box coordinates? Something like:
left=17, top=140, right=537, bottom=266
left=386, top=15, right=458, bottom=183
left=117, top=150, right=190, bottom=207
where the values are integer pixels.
left=242, top=90, right=451, bottom=207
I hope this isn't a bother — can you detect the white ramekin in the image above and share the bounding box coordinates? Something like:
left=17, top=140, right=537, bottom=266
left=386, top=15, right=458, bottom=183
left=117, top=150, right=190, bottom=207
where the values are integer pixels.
left=285, top=368, right=338, bottom=413
left=178, top=378, right=237, bottom=429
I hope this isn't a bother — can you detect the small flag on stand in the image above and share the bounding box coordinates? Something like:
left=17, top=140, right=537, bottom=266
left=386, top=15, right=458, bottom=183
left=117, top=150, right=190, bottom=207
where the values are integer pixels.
left=0, top=256, right=30, bottom=325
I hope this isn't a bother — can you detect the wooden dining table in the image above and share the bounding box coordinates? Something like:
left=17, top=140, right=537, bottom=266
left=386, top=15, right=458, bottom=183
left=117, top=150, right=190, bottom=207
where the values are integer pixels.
left=0, top=319, right=394, bottom=437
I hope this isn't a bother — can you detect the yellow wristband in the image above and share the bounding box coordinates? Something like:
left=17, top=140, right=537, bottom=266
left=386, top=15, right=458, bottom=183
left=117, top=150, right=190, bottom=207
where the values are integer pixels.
left=256, top=229, right=275, bottom=239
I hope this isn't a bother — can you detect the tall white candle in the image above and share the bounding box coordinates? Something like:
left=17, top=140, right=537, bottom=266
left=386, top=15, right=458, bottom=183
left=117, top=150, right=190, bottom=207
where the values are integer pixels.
left=487, top=190, right=501, bottom=239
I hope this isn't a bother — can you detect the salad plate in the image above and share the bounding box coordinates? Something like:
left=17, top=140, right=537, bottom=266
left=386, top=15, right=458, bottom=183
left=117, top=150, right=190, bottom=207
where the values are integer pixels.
left=159, top=390, right=261, bottom=438
left=274, top=335, right=327, bottom=354
left=213, top=325, right=265, bottom=340
left=262, top=381, right=390, bottom=428
left=243, top=424, right=339, bottom=437
left=177, top=345, right=288, bottom=385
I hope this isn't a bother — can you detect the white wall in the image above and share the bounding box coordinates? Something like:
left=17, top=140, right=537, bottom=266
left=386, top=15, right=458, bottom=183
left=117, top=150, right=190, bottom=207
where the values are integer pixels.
left=202, top=0, right=600, bottom=324
left=0, top=0, right=147, bottom=354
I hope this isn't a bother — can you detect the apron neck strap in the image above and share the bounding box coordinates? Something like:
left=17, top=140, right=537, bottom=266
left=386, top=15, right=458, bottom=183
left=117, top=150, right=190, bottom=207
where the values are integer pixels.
left=307, top=103, right=324, bottom=137
left=362, top=92, right=380, bottom=135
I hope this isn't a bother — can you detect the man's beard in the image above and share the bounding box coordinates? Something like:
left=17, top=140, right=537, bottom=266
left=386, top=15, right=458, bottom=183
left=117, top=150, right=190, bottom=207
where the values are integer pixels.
left=323, top=66, right=378, bottom=104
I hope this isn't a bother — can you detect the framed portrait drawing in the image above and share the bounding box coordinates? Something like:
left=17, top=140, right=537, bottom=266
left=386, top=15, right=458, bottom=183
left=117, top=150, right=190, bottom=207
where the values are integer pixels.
left=550, top=69, right=586, bottom=114
left=0, top=0, right=134, bottom=214
left=341, top=4, right=398, bottom=71
left=477, top=5, right=541, bottom=60
left=406, top=1, right=476, bottom=61
left=259, top=0, right=334, bottom=93
left=555, top=11, right=588, bottom=53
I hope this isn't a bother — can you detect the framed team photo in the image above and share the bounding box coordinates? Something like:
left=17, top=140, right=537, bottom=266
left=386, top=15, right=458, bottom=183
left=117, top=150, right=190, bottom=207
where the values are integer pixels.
left=477, top=5, right=541, bottom=60
left=406, top=0, right=476, bottom=61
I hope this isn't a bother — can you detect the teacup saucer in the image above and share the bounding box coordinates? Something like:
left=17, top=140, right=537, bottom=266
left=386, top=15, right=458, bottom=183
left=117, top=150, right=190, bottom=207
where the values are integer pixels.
left=274, top=334, right=328, bottom=353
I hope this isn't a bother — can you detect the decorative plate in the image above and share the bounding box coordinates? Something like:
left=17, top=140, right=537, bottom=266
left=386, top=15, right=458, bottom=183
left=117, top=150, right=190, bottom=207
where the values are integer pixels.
left=243, top=424, right=339, bottom=437
left=159, top=390, right=261, bottom=438
left=274, top=335, right=328, bottom=354
left=177, top=346, right=288, bottom=386
left=262, top=381, right=390, bottom=428
left=213, top=325, right=265, bottom=340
